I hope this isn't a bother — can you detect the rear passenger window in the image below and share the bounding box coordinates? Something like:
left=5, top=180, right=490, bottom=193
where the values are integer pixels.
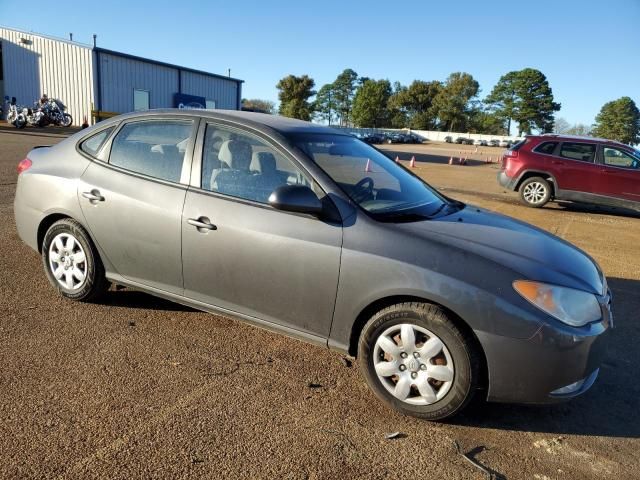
left=109, top=120, right=193, bottom=183
left=534, top=142, right=557, bottom=155
left=80, top=127, right=114, bottom=157
left=560, top=142, right=596, bottom=162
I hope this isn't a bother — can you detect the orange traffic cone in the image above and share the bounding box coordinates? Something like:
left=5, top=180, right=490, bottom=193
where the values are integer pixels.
left=365, top=158, right=372, bottom=172
left=409, top=156, right=416, bottom=168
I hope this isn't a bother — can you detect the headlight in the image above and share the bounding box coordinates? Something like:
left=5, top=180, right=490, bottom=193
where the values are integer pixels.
left=513, top=280, right=601, bottom=327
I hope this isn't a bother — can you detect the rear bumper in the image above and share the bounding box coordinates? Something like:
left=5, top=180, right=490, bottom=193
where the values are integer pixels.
left=479, top=307, right=611, bottom=405
left=497, top=171, right=517, bottom=190
left=13, top=178, right=41, bottom=252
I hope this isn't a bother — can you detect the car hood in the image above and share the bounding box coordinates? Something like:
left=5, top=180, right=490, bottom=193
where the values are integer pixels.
left=396, top=206, right=604, bottom=295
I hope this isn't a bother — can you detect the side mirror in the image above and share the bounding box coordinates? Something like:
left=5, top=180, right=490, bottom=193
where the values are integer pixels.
left=269, top=184, right=323, bottom=216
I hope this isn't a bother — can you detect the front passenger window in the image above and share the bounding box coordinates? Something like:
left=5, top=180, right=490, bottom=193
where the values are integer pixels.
left=603, top=147, right=639, bottom=169
left=201, top=124, right=313, bottom=204
left=109, top=120, right=193, bottom=183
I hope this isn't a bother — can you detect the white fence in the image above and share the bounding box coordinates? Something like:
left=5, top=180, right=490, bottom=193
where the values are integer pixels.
left=335, top=126, right=523, bottom=143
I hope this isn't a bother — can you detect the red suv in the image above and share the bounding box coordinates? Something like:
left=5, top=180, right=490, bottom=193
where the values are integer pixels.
left=498, top=134, right=640, bottom=211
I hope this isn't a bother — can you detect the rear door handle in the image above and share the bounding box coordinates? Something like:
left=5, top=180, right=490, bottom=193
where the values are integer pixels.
left=82, top=189, right=105, bottom=202
left=187, top=217, right=217, bottom=231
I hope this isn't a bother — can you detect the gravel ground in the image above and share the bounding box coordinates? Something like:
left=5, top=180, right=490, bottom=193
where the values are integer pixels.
left=1, top=129, right=639, bottom=479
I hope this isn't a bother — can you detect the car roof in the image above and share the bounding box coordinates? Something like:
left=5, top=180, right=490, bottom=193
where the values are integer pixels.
left=534, top=133, right=629, bottom=147
left=110, top=108, right=342, bottom=136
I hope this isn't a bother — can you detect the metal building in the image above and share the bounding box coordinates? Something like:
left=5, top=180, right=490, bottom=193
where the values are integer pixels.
left=0, top=26, right=243, bottom=126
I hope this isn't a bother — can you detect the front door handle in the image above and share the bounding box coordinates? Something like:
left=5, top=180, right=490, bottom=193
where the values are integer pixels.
left=82, top=189, right=105, bottom=202
left=187, top=217, right=217, bottom=231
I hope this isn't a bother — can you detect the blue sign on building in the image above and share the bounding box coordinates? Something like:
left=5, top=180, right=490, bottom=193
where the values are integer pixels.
left=174, top=93, right=206, bottom=110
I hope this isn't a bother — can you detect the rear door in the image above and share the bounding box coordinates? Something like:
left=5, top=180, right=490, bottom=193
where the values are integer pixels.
left=596, top=146, right=640, bottom=204
left=78, top=116, right=197, bottom=294
left=181, top=121, right=343, bottom=339
left=551, top=141, right=600, bottom=194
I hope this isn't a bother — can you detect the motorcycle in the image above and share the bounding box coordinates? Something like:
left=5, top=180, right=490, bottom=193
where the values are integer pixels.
left=6, top=97, right=27, bottom=129
left=40, top=98, right=73, bottom=127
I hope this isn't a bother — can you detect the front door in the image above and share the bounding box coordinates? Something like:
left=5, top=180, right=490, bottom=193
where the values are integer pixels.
left=597, top=146, right=640, bottom=204
left=181, top=122, right=342, bottom=339
left=79, top=117, right=196, bottom=293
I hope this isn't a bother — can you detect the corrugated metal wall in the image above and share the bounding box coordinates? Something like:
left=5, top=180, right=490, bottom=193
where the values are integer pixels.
left=98, top=53, right=240, bottom=112
left=98, top=52, right=179, bottom=113
left=0, top=27, right=94, bottom=126
left=181, top=71, right=239, bottom=109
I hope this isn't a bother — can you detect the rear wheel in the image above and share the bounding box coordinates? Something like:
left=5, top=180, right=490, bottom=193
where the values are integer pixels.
left=358, top=302, right=480, bottom=420
left=42, top=219, right=109, bottom=302
left=519, top=176, right=551, bottom=208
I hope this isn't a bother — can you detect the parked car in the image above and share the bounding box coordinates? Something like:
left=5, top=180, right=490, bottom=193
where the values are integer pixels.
left=444, top=136, right=453, bottom=143
left=385, top=132, right=406, bottom=144
left=489, top=139, right=500, bottom=147
left=499, top=139, right=512, bottom=148
left=454, top=136, right=467, bottom=144
left=357, top=132, right=385, bottom=145
left=473, top=139, right=488, bottom=146
left=405, top=133, right=424, bottom=144
left=15, top=111, right=611, bottom=420
left=498, top=134, right=640, bottom=211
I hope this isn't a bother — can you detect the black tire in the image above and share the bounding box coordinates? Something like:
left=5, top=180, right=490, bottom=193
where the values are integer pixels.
left=358, top=302, right=480, bottom=421
left=62, top=114, right=73, bottom=127
left=519, top=176, right=551, bottom=208
left=42, top=218, right=109, bottom=302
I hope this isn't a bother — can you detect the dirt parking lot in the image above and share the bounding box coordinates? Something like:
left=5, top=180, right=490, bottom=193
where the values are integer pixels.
left=1, top=129, right=639, bottom=479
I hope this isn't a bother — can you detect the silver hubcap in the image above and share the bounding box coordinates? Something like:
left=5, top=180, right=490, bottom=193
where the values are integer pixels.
left=48, top=233, right=87, bottom=290
left=373, top=324, right=454, bottom=405
left=523, top=182, right=547, bottom=204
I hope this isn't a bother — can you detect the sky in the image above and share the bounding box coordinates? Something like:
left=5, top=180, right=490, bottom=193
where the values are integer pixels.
left=1, top=0, right=639, bottom=127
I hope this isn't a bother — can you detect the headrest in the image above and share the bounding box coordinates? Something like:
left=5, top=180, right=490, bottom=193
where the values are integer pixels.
left=218, top=140, right=252, bottom=170
left=250, top=151, right=277, bottom=173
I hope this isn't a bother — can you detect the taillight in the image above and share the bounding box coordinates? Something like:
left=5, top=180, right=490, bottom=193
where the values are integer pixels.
left=17, top=158, right=32, bottom=174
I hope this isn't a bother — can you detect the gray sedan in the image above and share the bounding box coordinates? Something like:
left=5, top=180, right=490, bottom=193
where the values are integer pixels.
left=14, top=110, right=612, bottom=420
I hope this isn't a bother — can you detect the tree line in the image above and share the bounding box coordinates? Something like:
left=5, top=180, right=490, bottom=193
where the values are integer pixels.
left=241, top=69, right=639, bottom=145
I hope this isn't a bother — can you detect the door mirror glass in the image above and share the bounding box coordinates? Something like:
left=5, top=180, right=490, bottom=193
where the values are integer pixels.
left=268, top=184, right=323, bottom=215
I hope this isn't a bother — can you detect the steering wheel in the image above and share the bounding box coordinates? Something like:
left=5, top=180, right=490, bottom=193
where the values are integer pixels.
left=352, top=177, right=374, bottom=203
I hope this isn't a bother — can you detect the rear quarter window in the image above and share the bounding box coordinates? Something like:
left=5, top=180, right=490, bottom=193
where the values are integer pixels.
left=533, top=141, right=557, bottom=155
left=509, top=139, right=528, bottom=151
left=80, top=127, right=115, bottom=157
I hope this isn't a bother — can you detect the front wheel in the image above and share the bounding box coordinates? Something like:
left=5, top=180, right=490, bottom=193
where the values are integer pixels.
left=519, top=176, right=551, bottom=208
left=42, top=219, right=109, bottom=302
left=358, top=302, right=480, bottom=420
left=61, top=113, right=73, bottom=127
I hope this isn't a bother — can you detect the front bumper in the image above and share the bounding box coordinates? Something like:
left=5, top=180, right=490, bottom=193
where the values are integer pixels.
left=497, top=171, right=517, bottom=190
left=478, top=296, right=612, bottom=404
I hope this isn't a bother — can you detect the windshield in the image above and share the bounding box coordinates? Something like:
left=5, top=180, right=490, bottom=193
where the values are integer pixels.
left=289, top=133, right=456, bottom=220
